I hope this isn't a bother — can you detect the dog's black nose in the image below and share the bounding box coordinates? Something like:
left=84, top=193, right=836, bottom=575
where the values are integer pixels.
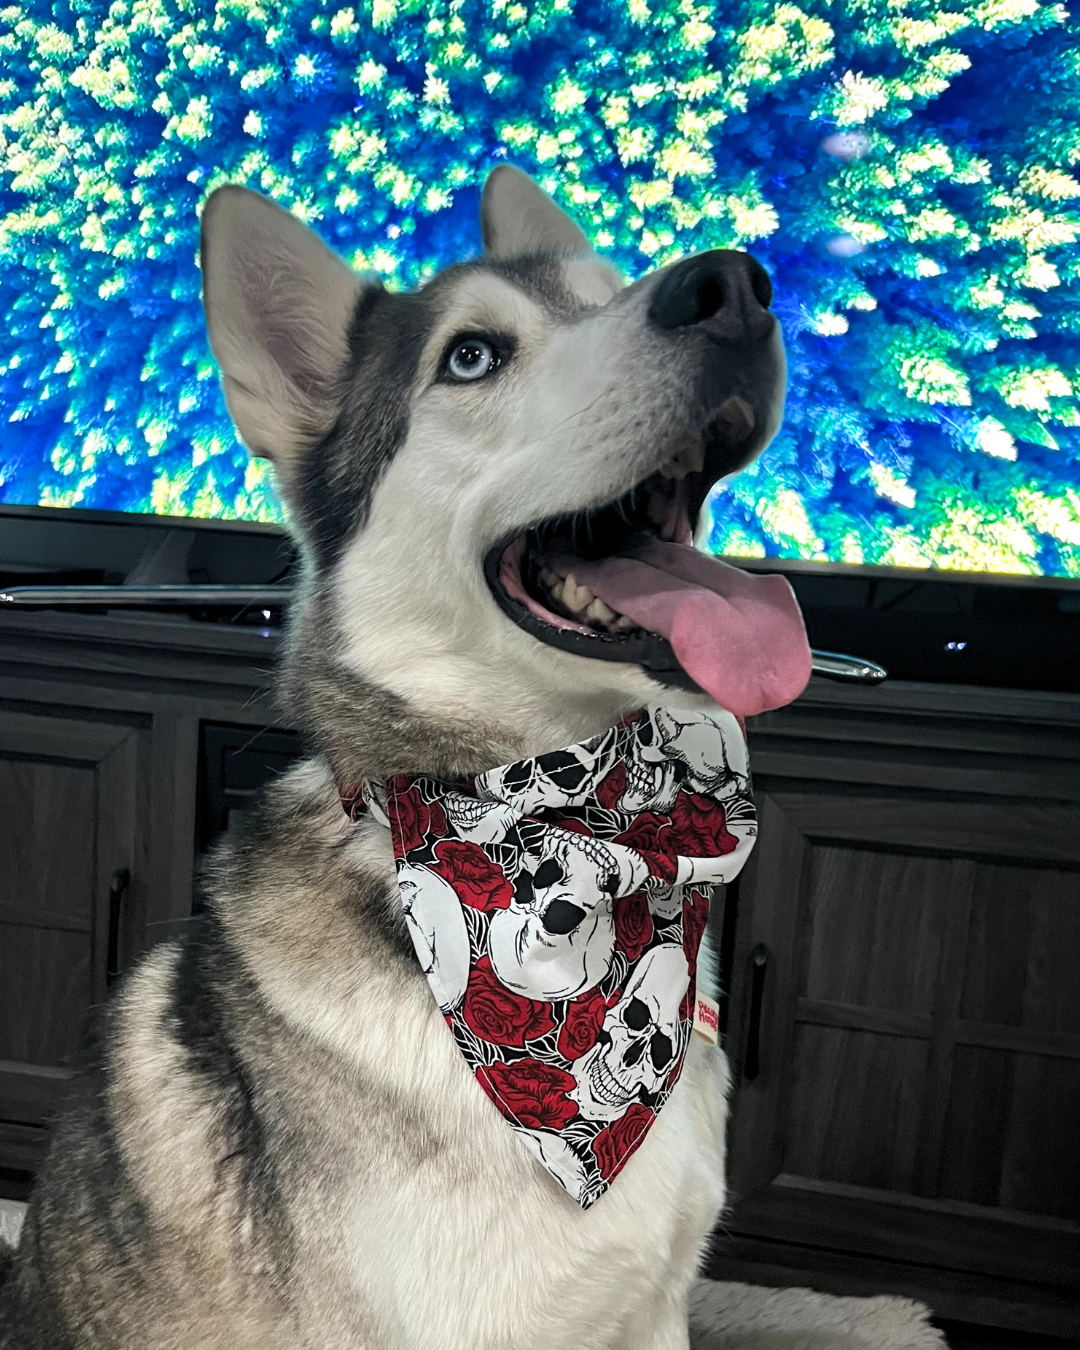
left=648, top=250, right=774, bottom=341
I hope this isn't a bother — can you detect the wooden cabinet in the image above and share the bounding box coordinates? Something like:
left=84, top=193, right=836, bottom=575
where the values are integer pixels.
left=1, top=608, right=1077, bottom=1338
left=711, top=682, right=1080, bottom=1339
left=0, top=609, right=277, bottom=1178
left=0, top=710, right=144, bottom=1169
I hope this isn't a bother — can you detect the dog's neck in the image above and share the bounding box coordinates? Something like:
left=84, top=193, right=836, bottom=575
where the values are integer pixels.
left=278, top=583, right=667, bottom=783
left=280, top=637, right=643, bottom=785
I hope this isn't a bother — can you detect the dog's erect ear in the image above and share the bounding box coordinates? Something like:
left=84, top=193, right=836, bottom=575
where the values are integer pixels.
left=481, top=165, right=592, bottom=259
left=200, top=186, right=367, bottom=466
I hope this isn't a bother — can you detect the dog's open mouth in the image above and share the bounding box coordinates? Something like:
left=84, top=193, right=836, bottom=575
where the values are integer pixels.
left=484, top=404, right=813, bottom=718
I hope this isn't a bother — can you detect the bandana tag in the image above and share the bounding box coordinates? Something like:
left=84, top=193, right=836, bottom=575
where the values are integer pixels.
left=693, top=992, right=721, bottom=1045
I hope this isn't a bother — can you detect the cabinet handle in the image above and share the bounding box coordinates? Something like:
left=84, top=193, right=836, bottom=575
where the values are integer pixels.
left=107, top=868, right=131, bottom=988
left=743, top=943, right=769, bottom=1082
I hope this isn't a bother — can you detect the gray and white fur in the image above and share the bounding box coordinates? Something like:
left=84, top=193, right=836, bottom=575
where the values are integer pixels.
left=0, top=167, right=785, bottom=1350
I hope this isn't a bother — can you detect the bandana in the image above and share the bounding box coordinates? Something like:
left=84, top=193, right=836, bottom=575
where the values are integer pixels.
left=341, top=705, right=756, bottom=1207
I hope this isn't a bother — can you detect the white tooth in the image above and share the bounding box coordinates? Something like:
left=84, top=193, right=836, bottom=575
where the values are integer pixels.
left=562, top=575, right=595, bottom=613
left=613, top=615, right=638, bottom=631
left=539, top=567, right=559, bottom=587
left=549, top=580, right=565, bottom=604
left=585, top=598, right=616, bottom=624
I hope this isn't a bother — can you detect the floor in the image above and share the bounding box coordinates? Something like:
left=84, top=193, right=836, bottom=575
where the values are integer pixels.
left=937, top=1321, right=1080, bottom=1350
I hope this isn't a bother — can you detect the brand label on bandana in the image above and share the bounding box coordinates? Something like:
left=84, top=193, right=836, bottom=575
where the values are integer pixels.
left=694, top=992, right=721, bottom=1045
left=348, top=706, right=756, bottom=1208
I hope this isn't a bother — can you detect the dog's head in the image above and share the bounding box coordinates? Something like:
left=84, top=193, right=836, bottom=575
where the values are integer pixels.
left=201, top=168, right=805, bottom=777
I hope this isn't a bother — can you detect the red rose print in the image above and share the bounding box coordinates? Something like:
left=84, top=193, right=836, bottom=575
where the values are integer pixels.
left=615, top=814, right=678, bottom=883
left=596, top=760, right=627, bottom=810
left=592, top=1103, right=655, bottom=1180
left=432, top=840, right=513, bottom=910
left=682, top=888, right=710, bottom=973
left=478, top=1058, right=579, bottom=1130
left=388, top=782, right=447, bottom=854
left=614, top=892, right=654, bottom=963
left=557, top=987, right=611, bottom=1060
left=616, top=812, right=664, bottom=853
left=461, top=957, right=555, bottom=1046
left=666, top=793, right=738, bottom=858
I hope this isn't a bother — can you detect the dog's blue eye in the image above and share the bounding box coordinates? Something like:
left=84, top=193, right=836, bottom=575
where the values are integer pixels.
left=446, top=338, right=497, bottom=382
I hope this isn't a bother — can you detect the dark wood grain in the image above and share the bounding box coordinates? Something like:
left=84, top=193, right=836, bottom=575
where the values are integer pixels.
left=0, top=924, right=91, bottom=1067
left=912, top=859, right=977, bottom=1197
left=753, top=742, right=1080, bottom=802
left=725, top=1175, right=1080, bottom=1291
left=0, top=708, right=141, bottom=1150
left=93, top=728, right=140, bottom=1003
left=0, top=614, right=281, bottom=1180
left=802, top=847, right=951, bottom=1014
left=143, top=711, right=201, bottom=939
left=0, top=1060, right=75, bottom=1123
left=0, top=759, right=95, bottom=923
left=782, top=1025, right=930, bottom=1193
left=0, top=1122, right=49, bottom=1176
left=961, top=866, right=1080, bottom=1035
left=797, top=999, right=934, bottom=1038
left=770, top=791, right=1080, bottom=864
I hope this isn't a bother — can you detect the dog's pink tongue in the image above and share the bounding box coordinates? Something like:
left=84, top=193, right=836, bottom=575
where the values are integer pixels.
left=566, top=541, right=812, bottom=718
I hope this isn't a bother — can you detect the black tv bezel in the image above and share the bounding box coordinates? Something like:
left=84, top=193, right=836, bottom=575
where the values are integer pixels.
left=732, top=551, right=1080, bottom=594
left=4, top=500, right=1080, bottom=592
left=0, top=499, right=296, bottom=592
left=0, top=500, right=286, bottom=537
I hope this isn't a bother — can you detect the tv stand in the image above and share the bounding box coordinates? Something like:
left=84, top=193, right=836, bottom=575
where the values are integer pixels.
left=0, top=606, right=1077, bottom=1340
left=0, top=582, right=888, bottom=685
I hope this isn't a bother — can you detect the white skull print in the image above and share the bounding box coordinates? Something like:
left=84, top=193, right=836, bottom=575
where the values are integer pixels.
left=488, top=829, right=647, bottom=1001
left=397, top=863, right=472, bottom=1011
left=620, top=706, right=749, bottom=814
left=646, top=883, right=684, bottom=922
left=479, top=734, right=616, bottom=815
left=570, top=943, right=689, bottom=1122
left=440, top=791, right=516, bottom=846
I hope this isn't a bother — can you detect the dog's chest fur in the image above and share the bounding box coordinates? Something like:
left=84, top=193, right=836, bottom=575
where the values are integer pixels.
left=286, top=973, right=728, bottom=1350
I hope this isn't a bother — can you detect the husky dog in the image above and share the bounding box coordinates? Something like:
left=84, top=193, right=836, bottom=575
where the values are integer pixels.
left=0, top=167, right=786, bottom=1349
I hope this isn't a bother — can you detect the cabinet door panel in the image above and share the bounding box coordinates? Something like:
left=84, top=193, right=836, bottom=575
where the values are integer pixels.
left=803, top=848, right=951, bottom=1015
left=0, top=760, right=95, bottom=928
left=960, top=865, right=1080, bottom=1034
left=0, top=712, right=142, bottom=1159
left=723, top=787, right=1080, bottom=1302
left=783, top=1025, right=931, bottom=1194
left=0, top=926, right=92, bottom=1069
left=940, top=1046, right=1080, bottom=1220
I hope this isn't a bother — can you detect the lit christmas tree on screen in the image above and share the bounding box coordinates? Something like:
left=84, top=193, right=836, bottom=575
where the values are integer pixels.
left=0, top=0, right=1077, bottom=573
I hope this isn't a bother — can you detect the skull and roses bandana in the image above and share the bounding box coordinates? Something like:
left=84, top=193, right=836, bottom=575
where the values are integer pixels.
left=342, top=705, right=757, bottom=1208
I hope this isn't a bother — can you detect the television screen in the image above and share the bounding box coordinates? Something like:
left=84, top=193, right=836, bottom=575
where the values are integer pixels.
left=0, top=0, right=1077, bottom=577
